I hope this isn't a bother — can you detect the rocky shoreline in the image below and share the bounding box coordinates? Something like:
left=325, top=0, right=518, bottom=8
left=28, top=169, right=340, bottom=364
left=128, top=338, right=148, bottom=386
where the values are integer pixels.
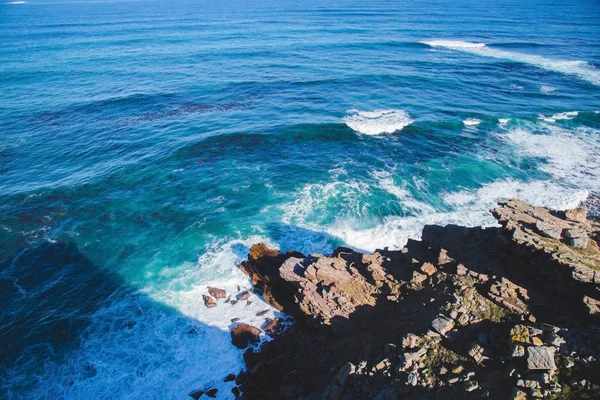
left=197, top=199, right=600, bottom=399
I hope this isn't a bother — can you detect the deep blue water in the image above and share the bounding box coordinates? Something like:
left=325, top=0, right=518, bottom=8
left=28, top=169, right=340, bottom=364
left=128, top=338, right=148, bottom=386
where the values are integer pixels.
left=1, top=0, right=600, bottom=398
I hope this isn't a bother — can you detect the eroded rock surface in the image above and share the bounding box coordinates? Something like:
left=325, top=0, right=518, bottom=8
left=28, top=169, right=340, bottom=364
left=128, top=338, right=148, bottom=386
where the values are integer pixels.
left=227, top=200, right=600, bottom=399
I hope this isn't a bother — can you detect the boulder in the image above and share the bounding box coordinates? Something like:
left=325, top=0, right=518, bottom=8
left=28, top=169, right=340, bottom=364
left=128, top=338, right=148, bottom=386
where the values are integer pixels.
left=203, top=295, right=217, bottom=308
left=231, top=324, right=261, bottom=349
left=535, top=221, right=562, bottom=240
left=207, top=286, right=227, bottom=299
left=526, top=346, right=556, bottom=370
left=431, top=316, right=454, bottom=336
left=336, top=362, right=356, bottom=386
left=420, top=262, right=437, bottom=276
left=565, top=208, right=587, bottom=222
left=583, top=296, right=600, bottom=316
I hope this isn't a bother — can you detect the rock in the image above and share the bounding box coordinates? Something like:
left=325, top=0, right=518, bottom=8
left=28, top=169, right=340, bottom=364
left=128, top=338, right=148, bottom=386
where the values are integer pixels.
left=563, top=228, right=586, bottom=239
left=205, top=388, right=218, bottom=398
left=207, top=286, right=227, bottom=299
left=464, top=380, right=479, bottom=392
left=237, top=291, right=251, bottom=301
left=256, top=309, right=269, bottom=317
left=451, top=365, right=464, bottom=374
left=231, top=387, right=240, bottom=397
left=261, top=318, right=278, bottom=332
left=374, top=358, right=390, bottom=371
left=224, top=374, right=235, bottom=382
left=526, top=346, right=556, bottom=370
left=189, top=390, right=204, bottom=400
left=411, top=271, right=427, bottom=285
left=583, top=296, right=600, bottom=316
left=279, top=385, right=302, bottom=398
left=401, top=333, right=419, bottom=349
left=456, top=264, right=468, bottom=276
left=431, top=316, right=454, bottom=336
left=439, top=366, right=448, bottom=375
left=336, top=362, right=356, bottom=386
left=510, top=325, right=530, bottom=345
left=203, top=295, right=217, bottom=308
left=420, top=262, right=437, bottom=276
left=407, top=371, right=418, bottom=386
left=468, top=343, right=486, bottom=364
left=510, top=344, right=525, bottom=358
left=457, top=313, right=469, bottom=326
left=231, top=318, right=240, bottom=323
left=531, top=337, right=543, bottom=346
left=565, top=208, right=587, bottom=222
left=230, top=324, right=261, bottom=349
left=567, top=235, right=589, bottom=249
left=535, top=221, right=562, bottom=240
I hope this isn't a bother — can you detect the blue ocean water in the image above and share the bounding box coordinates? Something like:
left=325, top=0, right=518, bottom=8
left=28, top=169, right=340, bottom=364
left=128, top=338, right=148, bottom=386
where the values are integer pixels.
left=1, top=0, right=599, bottom=398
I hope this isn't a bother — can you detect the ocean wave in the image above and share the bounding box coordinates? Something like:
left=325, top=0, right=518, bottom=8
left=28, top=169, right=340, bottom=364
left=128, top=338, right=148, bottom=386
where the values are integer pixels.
left=421, top=40, right=600, bottom=86
left=342, top=109, right=413, bottom=135
left=505, top=125, right=600, bottom=191
left=326, top=180, right=586, bottom=251
left=463, top=118, right=481, bottom=127
left=540, top=85, right=556, bottom=94
left=537, top=111, right=579, bottom=123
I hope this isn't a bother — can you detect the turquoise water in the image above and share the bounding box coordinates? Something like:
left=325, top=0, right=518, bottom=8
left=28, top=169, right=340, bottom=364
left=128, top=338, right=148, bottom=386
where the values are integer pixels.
left=1, top=0, right=600, bottom=398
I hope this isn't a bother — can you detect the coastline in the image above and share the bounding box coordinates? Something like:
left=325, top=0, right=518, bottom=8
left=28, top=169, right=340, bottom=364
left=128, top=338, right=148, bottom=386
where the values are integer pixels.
left=199, top=198, right=600, bottom=399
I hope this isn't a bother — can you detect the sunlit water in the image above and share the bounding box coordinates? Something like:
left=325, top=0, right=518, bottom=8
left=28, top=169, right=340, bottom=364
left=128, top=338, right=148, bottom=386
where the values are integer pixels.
left=1, top=0, right=599, bottom=398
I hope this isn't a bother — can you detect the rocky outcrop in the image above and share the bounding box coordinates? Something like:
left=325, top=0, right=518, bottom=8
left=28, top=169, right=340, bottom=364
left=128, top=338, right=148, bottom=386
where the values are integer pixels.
left=491, top=199, right=600, bottom=316
left=227, top=200, right=600, bottom=399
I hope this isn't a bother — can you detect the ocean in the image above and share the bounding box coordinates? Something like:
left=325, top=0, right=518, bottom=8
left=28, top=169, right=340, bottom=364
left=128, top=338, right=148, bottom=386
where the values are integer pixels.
left=1, top=0, right=599, bottom=398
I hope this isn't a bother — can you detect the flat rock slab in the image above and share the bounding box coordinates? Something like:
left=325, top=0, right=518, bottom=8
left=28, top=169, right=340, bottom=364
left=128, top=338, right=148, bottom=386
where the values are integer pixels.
left=526, top=346, right=556, bottom=370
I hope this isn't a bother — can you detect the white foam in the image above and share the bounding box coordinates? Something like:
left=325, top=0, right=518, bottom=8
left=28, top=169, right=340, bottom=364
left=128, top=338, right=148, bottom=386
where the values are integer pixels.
left=463, top=118, right=481, bottom=127
left=422, top=40, right=600, bottom=86
left=343, top=109, right=413, bottom=135
left=505, top=125, right=600, bottom=190
left=423, top=40, right=485, bottom=49
left=4, top=1, right=25, bottom=3
left=326, top=179, right=587, bottom=251
left=537, top=111, right=579, bottom=123
left=371, top=170, right=435, bottom=213
left=498, top=118, right=510, bottom=126
left=540, top=85, right=556, bottom=94
left=3, top=236, right=287, bottom=399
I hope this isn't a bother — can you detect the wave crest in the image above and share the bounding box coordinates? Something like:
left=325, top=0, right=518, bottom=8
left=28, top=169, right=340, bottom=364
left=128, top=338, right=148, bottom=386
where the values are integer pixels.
left=343, top=109, right=413, bottom=135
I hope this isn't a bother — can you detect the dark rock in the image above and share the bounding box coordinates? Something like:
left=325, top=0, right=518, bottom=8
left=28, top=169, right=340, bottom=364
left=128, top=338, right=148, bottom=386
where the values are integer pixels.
left=203, top=295, right=216, bottom=308
left=207, top=286, right=227, bottom=299
left=237, top=291, right=251, bottom=301
left=188, top=390, right=204, bottom=400
left=205, top=388, right=218, bottom=398
left=256, top=309, right=269, bottom=317
left=231, top=324, right=261, bottom=349
left=224, top=373, right=236, bottom=382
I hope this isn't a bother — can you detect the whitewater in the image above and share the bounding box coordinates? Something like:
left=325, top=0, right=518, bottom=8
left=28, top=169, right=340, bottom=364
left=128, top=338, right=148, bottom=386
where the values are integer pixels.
left=1, top=0, right=599, bottom=399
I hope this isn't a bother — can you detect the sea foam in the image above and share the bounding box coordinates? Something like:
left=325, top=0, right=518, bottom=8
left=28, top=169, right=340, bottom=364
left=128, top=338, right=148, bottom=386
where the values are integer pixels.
left=343, top=109, right=413, bottom=135
left=422, top=40, right=600, bottom=86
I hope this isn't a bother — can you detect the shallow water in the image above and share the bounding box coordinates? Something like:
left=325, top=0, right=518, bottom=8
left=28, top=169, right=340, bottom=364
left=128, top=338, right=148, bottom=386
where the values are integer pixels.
left=1, top=0, right=599, bottom=398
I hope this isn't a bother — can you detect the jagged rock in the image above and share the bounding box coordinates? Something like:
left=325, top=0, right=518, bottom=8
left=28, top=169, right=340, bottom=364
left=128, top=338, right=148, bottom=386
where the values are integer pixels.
left=420, top=262, right=437, bottom=276
left=566, top=208, right=587, bottom=223
left=431, top=316, right=454, bottom=336
left=237, top=291, right=251, bottom=301
left=407, top=371, right=419, bottom=386
left=411, top=270, right=428, bottom=285
left=203, top=295, right=217, bottom=308
left=464, top=380, right=479, bottom=392
left=207, top=286, right=227, bottom=299
left=261, top=318, right=278, bottom=332
left=189, top=389, right=204, bottom=399
left=231, top=324, right=261, bottom=349
left=526, top=346, right=556, bottom=370
left=535, top=221, right=562, bottom=240
left=205, top=388, right=218, bottom=398
left=468, top=343, right=486, bottom=364
left=336, top=362, right=356, bottom=386
left=583, top=296, right=600, bottom=316
left=256, top=309, right=269, bottom=317
left=401, top=333, right=419, bottom=349
left=224, top=374, right=236, bottom=382
left=456, top=264, right=468, bottom=276
left=567, top=235, right=589, bottom=249
left=510, top=344, right=525, bottom=358
left=277, top=253, right=377, bottom=330
left=491, top=199, right=600, bottom=308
